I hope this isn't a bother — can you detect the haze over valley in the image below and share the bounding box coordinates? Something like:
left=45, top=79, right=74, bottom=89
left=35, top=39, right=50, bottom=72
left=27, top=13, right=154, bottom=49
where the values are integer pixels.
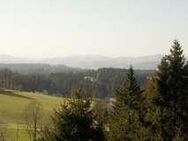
left=0, top=54, right=168, bottom=69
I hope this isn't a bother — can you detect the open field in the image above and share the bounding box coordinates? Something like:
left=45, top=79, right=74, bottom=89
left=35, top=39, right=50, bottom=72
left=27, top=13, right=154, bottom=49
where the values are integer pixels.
left=0, top=89, right=65, bottom=141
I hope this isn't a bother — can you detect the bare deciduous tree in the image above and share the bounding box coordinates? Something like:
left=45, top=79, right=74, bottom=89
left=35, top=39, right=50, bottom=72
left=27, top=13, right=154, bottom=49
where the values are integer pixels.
left=0, top=125, right=7, bottom=141
left=24, top=100, right=42, bottom=141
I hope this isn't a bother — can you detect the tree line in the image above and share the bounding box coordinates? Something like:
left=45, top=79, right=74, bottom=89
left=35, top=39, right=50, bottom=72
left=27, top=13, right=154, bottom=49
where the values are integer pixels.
left=0, top=68, right=151, bottom=98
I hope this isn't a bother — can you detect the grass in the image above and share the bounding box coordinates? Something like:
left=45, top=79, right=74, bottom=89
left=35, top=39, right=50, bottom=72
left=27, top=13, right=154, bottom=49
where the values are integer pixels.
left=0, top=89, right=65, bottom=141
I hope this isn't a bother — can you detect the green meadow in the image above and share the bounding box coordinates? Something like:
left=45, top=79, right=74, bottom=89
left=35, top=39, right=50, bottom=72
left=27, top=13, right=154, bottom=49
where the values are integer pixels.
left=0, top=89, right=64, bottom=141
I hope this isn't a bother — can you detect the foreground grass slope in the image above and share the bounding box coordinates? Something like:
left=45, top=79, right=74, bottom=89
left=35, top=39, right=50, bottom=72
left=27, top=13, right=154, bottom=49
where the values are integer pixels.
left=0, top=89, right=64, bottom=141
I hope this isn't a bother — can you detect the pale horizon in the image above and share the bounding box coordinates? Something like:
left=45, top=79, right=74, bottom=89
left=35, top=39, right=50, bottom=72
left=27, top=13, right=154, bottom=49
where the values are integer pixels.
left=0, top=53, right=171, bottom=59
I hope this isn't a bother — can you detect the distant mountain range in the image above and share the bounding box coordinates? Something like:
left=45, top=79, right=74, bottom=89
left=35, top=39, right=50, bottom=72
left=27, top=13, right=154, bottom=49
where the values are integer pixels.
left=42, top=54, right=164, bottom=69
left=0, top=54, right=187, bottom=70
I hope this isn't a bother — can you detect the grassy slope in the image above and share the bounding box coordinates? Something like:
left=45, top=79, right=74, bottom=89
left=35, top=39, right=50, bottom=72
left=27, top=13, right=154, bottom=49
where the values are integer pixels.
left=0, top=89, right=64, bottom=141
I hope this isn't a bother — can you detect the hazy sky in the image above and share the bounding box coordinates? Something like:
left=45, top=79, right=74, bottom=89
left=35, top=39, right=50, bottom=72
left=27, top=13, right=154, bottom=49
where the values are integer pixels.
left=0, top=0, right=187, bottom=58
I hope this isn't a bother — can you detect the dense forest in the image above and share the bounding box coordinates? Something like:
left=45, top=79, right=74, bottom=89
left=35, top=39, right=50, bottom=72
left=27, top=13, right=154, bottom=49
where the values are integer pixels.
left=0, top=67, right=152, bottom=98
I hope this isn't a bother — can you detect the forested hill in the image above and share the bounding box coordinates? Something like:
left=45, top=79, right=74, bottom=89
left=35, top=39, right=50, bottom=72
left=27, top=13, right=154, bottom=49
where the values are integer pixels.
left=0, top=64, right=82, bottom=74
left=0, top=67, right=153, bottom=98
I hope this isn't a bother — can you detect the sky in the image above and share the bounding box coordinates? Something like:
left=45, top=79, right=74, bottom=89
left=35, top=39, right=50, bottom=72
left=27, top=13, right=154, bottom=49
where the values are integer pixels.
left=0, top=0, right=187, bottom=58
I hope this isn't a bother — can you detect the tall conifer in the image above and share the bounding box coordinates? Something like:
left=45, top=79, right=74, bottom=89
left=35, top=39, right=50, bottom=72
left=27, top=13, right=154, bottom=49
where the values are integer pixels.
left=155, top=40, right=188, bottom=140
left=108, top=66, right=148, bottom=141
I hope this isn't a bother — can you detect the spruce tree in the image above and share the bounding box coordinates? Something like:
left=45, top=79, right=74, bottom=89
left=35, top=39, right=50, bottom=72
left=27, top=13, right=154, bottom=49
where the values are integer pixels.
left=38, top=89, right=105, bottom=141
left=108, top=66, right=149, bottom=141
left=143, top=78, right=164, bottom=141
left=115, top=66, right=142, bottom=110
left=155, top=40, right=188, bottom=140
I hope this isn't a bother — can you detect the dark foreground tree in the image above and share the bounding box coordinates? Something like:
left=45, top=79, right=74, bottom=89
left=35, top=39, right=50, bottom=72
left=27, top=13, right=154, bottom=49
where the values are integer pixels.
left=37, top=88, right=105, bottom=141
left=155, top=40, right=188, bottom=140
left=144, top=40, right=188, bottom=141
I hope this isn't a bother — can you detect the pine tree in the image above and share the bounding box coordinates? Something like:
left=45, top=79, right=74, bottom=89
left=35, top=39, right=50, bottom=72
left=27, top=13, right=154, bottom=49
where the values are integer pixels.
left=155, top=40, right=188, bottom=140
left=108, top=66, right=149, bottom=141
left=38, top=88, right=105, bottom=141
left=115, top=66, right=142, bottom=110
left=143, top=78, right=164, bottom=141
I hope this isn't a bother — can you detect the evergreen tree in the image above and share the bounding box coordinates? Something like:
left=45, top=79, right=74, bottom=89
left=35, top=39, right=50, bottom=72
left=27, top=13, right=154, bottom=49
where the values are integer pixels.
left=155, top=40, right=188, bottom=140
left=143, top=78, right=164, bottom=141
left=115, top=66, right=142, bottom=110
left=108, top=66, right=149, bottom=141
left=38, top=88, right=105, bottom=141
